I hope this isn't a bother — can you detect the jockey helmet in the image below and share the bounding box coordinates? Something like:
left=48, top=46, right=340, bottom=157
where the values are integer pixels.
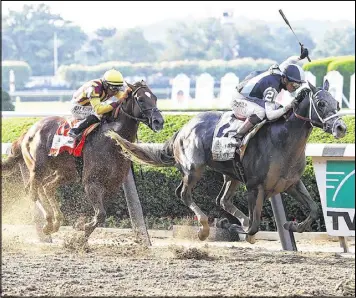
left=102, top=69, right=124, bottom=86
left=282, top=64, right=306, bottom=84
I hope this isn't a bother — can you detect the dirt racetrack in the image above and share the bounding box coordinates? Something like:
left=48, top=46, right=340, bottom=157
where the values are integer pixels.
left=2, top=224, right=355, bottom=297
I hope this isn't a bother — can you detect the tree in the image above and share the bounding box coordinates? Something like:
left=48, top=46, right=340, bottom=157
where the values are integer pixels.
left=103, top=28, right=159, bottom=62
left=162, top=18, right=227, bottom=61
left=2, top=4, right=88, bottom=75
left=312, top=26, right=355, bottom=58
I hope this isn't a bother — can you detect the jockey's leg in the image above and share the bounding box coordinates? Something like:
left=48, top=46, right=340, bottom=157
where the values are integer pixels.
left=68, top=114, right=100, bottom=139
left=232, top=98, right=265, bottom=145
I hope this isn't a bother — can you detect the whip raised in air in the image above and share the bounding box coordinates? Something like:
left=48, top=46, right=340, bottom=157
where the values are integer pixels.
left=279, top=9, right=311, bottom=62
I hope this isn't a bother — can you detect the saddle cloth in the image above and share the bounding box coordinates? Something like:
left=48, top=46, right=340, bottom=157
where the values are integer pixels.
left=211, top=112, right=242, bottom=161
left=49, top=119, right=98, bottom=157
left=212, top=112, right=267, bottom=161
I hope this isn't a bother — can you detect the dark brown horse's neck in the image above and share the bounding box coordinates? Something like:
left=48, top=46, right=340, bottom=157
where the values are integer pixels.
left=109, top=111, right=139, bottom=143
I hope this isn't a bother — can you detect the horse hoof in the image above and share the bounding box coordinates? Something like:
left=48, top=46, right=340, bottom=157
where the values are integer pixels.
left=198, top=229, right=209, bottom=241
left=246, top=235, right=256, bottom=244
left=228, top=224, right=247, bottom=234
left=42, top=224, right=53, bottom=235
left=283, top=221, right=298, bottom=232
left=216, top=218, right=229, bottom=229
left=39, top=235, right=53, bottom=243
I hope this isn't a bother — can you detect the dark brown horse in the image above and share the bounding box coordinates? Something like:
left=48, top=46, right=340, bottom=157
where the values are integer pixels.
left=107, top=81, right=347, bottom=243
left=2, top=80, right=164, bottom=239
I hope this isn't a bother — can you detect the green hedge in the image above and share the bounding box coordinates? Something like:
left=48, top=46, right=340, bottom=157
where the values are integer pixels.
left=57, top=58, right=276, bottom=89
left=327, top=56, right=355, bottom=103
left=303, top=57, right=338, bottom=87
left=1, top=60, right=32, bottom=91
left=2, top=115, right=355, bottom=231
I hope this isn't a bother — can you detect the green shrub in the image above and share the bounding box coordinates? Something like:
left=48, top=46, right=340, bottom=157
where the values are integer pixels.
left=303, top=57, right=337, bottom=87
left=1, top=89, right=15, bottom=111
left=2, top=115, right=354, bottom=231
left=1, top=61, right=32, bottom=91
left=327, top=56, right=355, bottom=104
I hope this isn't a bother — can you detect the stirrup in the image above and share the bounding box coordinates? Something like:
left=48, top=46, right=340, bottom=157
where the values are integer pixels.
left=68, top=129, right=82, bottom=139
left=234, top=135, right=244, bottom=147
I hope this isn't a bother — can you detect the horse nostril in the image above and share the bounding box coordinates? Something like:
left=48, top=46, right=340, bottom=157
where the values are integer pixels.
left=337, top=124, right=346, bottom=133
left=153, top=119, right=161, bottom=126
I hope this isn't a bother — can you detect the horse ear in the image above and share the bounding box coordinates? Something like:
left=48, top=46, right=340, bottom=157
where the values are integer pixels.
left=323, top=79, right=330, bottom=91
left=126, top=81, right=134, bottom=90
left=308, top=81, right=317, bottom=95
left=141, top=80, right=146, bottom=86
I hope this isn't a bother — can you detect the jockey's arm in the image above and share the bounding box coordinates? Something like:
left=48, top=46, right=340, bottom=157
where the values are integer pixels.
left=114, top=87, right=132, bottom=102
left=263, top=87, right=293, bottom=121
left=90, top=97, right=118, bottom=115
left=265, top=101, right=291, bottom=120
left=279, top=56, right=302, bottom=73
left=88, top=87, right=131, bottom=115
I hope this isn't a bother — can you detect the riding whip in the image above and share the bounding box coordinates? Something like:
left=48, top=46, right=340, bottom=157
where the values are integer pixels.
left=279, top=9, right=311, bottom=62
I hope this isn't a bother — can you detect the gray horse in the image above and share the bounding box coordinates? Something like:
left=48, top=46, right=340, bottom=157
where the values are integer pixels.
left=107, top=80, right=347, bottom=242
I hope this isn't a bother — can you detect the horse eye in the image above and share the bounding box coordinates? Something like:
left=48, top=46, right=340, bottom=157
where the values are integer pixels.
left=317, top=101, right=325, bottom=108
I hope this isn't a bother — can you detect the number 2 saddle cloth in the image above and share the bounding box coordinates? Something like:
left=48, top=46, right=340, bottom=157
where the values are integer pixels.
left=212, top=111, right=266, bottom=162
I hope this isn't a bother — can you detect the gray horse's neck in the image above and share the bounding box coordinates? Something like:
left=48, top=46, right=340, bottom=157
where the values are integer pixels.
left=280, top=112, right=313, bottom=157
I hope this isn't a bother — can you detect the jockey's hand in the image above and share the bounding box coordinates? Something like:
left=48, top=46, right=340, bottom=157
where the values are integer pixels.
left=296, top=87, right=310, bottom=103
left=300, top=46, right=309, bottom=60
left=283, top=99, right=298, bottom=112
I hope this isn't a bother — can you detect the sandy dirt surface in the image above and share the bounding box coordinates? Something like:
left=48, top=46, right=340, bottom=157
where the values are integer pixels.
left=2, top=225, right=355, bottom=297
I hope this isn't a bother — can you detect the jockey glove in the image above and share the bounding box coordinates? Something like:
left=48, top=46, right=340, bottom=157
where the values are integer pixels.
left=300, top=47, right=309, bottom=60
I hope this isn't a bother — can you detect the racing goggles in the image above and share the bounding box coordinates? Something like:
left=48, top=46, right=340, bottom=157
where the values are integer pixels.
left=107, top=84, right=125, bottom=92
left=291, top=82, right=302, bottom=89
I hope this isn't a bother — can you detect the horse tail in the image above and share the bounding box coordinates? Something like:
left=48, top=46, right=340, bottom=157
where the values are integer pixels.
left=1, top=133, right=26, bottom=174
left=106, top=130, right=179, bottom=167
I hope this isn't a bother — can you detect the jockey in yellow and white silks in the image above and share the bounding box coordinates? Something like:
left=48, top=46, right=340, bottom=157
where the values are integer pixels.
left=68, top=69, right=132, bottom=139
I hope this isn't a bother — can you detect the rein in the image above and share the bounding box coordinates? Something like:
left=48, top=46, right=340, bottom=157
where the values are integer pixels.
left=293, top=90, right=340, bottom=130
left=120, top=85, right=160, bottom=125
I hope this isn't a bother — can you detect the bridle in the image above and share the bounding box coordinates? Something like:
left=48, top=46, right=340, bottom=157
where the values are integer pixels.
left=293, top=90, right=340, bottom=131
left=120, top=85, right=161, bottom=126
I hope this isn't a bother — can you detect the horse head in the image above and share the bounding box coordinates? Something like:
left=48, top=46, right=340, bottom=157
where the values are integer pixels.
left=293, top=79, right=347, bottom=139
left=119, top=80, right=164, bottom=132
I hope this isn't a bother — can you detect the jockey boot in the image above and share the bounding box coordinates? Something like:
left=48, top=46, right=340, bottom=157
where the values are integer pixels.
left=234, top=119, right=254, bottom=146
left=68, top=115, right=100, bottom=139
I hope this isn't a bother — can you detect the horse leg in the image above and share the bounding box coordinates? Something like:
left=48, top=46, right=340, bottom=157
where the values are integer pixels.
left=219, top=177, right=250, bottom=232
left=175, top=181, right=183, bottom=199
left=83, top=183, right=107, bottom=238
left=36, top=186, right=55, bottom=235
left=244, top=185, right=265, bottom=243
left=180, top=167, right=209, bottom=241
left=42, top=173, right=67, bottom=233
left=215, top=175, right=228, bottom=206
left=283, top=179, right=318, bottom=233
left=18, top=161, right=52, bottom=242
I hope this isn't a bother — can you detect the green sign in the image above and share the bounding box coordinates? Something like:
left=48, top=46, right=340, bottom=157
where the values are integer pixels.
left=326, top=161, right=355, bottom=209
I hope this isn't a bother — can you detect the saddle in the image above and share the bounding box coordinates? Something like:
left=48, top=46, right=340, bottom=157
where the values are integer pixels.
left=49, top=118, right=100, bottom=157
left=212, top=112, right=266, bottom=162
